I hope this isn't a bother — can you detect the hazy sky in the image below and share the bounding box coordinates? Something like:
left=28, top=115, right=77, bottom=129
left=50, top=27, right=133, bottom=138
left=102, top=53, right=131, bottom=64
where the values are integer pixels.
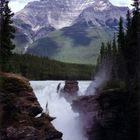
left=9, top=0, right=132, bottom=13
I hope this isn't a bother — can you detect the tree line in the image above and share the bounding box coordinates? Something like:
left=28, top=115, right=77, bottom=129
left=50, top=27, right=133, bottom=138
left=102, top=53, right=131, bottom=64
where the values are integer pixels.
left=0, top=0, right=15, bottom=71
left=7, top=53, right=94, bottom=80
left=97, top=0, right=140, bottom=89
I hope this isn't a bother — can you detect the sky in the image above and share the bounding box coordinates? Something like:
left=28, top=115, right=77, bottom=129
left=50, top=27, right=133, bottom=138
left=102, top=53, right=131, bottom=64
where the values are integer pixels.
left=9, top=0, right=132, bottom=13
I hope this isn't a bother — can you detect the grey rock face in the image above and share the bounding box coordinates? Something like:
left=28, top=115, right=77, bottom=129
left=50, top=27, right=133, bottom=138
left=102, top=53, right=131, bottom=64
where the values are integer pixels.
left=14, top=0, right=128, bottom=37
left=75, top=5, right=127, bottom=29
left=15, top=0, right=96, bottom=29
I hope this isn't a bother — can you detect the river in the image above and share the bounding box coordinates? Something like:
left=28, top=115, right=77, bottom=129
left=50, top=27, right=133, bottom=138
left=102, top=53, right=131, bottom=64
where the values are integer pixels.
left=30, top=81, right=91, bottom=140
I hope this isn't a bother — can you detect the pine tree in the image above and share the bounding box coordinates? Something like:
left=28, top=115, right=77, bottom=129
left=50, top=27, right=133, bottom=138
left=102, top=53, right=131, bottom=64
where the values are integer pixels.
left=112, top=33, right=117, bottom=56
left=100, top=42, right=105, bottom=62
left=106, top=41, right=112, bottom=57
left=0, top=0, right=15, bottom=71
left=132, top=0, right=140, bottom=13
left=126, top=10, right=131, bottom=35
left=125, top=10, right=132, bottom=57
left=128, top=0, right=140, bottom=79
left=117, top=17, right=125, bottom=55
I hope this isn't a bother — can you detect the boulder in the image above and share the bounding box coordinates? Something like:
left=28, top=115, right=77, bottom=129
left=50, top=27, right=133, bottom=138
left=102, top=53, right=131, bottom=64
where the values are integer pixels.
left=59, top=81, right=79, bottom=103
left=63, top=80, right=79, bottom=94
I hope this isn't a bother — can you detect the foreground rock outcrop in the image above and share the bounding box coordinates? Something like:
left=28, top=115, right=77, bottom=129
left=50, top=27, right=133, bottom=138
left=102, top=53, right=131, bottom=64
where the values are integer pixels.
left=0, top=72, right=62, bottom=140
left=72, top=88, right=139, bottom=140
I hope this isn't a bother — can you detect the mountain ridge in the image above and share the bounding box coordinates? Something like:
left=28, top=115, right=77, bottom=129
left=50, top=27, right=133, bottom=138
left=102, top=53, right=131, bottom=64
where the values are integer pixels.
left=13, top=0, right=128, bottom=64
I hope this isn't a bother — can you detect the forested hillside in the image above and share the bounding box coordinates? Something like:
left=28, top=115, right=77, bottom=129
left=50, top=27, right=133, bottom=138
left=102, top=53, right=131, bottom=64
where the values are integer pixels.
left=3, top=54, right=94, bottom=80
left=97, top=3, right=140, bottom=88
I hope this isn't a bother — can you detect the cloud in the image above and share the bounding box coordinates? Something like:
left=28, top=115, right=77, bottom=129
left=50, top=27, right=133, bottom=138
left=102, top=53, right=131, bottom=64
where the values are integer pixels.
left=109, top=0, right=132, bottom=7
left=10, top=0, right=34, bottom=2
left=9, top=0, right=39, bottom=12
left=9, top=1, right=24, bottom=12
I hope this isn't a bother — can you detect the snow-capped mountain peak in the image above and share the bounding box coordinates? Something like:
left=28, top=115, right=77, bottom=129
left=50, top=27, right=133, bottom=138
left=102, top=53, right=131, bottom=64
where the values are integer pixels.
left=14, top=0, right=128, bottom=46
left=14, top=0, right=113, bottom=29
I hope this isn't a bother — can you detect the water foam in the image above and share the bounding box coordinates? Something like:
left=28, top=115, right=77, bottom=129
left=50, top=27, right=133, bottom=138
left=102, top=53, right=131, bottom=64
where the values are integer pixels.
left=31, top=81, right=91, bottom=140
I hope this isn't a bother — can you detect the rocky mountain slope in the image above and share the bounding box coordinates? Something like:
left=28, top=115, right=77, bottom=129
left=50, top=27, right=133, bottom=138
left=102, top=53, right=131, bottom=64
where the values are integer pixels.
left=26, top=24, right=114, bottom=64
left=0, top=72, right=62, bottom=140
left=13, top=0, right=128, bottom=64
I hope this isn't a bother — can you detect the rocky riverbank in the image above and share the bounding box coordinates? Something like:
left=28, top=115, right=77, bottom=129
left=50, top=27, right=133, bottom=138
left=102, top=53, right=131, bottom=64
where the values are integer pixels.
left=0, top=72, right=62, bottom=140
left=72, top=88, right=139, bottom=140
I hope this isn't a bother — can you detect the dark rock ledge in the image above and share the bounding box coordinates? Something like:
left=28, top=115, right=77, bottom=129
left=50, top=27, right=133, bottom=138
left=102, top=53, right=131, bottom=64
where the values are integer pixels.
left=0, top=72, right=62, bottom=140
left=72, top=88, right=139, bottom=140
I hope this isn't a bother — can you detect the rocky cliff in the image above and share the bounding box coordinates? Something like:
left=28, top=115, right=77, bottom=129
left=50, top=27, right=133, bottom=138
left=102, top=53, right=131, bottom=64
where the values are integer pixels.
left=0, top=72, right=62, bottom=140
left=72, top=88, right=139, bottom=140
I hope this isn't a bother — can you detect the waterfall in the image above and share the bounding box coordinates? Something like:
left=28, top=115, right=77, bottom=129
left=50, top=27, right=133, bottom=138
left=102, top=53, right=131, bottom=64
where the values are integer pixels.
left=30, top=81, right=91, bottom=140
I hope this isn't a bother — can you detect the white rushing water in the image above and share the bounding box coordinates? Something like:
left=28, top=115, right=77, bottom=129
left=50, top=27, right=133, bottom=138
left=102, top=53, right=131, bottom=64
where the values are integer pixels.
left=30, top=81, right=91, bottom=140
